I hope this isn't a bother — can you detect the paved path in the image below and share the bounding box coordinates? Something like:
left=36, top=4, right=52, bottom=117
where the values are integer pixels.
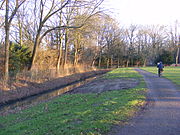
left=110, top=69, right=180, bottom=135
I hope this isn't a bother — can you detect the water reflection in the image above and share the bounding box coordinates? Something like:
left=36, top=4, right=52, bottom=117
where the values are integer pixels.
left=0, top=76, right=97, bottom=114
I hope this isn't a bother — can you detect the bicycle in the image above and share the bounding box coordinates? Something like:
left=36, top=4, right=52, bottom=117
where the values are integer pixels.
left=158, top=68, right=163, bottom=77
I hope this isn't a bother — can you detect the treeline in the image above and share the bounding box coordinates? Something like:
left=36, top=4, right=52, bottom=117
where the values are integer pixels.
left=0, top=0, right=179, bottom=86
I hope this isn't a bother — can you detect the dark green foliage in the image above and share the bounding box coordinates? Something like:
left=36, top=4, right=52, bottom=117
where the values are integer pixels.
left=155, top=50, right=174, bottom=65
left=9, top=42, right=31, bottom=76
left=130, top=54, right=144, bottom=67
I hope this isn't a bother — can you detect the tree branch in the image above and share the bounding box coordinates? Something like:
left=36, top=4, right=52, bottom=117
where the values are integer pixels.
left=42, top=0, right=70, bottom=25
left=0, top=0, right=5, bottom=10
left=39, top=25, right=84, bottom=42
left=9, top=0, right=26, bottom=24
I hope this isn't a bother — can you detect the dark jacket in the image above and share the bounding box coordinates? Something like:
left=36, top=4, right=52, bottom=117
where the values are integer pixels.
left=157, top=62, right=164, bottom=69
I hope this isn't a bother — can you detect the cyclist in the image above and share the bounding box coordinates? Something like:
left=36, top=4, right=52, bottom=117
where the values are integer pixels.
left=157, top=61, right=164, bottom=77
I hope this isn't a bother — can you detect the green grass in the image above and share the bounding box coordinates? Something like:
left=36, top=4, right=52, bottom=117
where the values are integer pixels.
left=141, top=66, right=180, bottom=85
left=104, top=68, right=142, bottom=79
left=0, top=68, right=146, bottom=135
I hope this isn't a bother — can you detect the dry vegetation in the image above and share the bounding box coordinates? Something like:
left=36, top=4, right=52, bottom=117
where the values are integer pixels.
left=0, top=68, right=110, bottom=105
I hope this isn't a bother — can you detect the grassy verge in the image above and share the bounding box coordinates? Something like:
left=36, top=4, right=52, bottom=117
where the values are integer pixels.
left=0, top=68, right=147, bottom=135
left=141, top=67, right=180, bottom=85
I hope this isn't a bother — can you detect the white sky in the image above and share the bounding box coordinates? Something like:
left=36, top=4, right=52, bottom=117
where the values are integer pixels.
left=102, top=0, right=180, bottom=26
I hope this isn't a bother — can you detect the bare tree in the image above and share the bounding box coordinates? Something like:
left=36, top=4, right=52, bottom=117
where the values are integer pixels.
left=29, top=0, right=70, bottom=70
left=4, top=0, right=26, bottom=85
left=173, top=21, right=180, bottom=64
left=136, top=26, right=150, bottom=66
left=176, top=36, right=180, bottom=64
left=124, top=25, right=138, bottom=66
left=29, top=0, right=104, bottom=70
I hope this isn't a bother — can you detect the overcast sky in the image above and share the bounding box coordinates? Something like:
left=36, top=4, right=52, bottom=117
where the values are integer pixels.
left=102, top=0, right=180, bottom=26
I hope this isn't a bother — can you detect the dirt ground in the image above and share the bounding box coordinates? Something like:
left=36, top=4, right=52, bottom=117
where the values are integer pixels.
left=69, top=77, right=139, bottom=94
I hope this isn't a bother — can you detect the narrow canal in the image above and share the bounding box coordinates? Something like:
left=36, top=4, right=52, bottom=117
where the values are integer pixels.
left=0, top=76, right=98, bottom=115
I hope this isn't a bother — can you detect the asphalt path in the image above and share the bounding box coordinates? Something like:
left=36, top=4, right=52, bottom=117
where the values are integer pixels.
left=110, top=69, right=180, bottom=135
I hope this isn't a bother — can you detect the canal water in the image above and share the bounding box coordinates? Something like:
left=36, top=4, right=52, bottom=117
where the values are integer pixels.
left=0, top=76, right=97, bottom=115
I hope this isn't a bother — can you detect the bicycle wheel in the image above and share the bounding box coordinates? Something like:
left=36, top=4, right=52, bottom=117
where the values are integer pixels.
left=158, top=69, right=161, bottom=77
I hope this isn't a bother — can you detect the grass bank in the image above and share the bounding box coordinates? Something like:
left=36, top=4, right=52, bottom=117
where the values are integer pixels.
left=141, top=67, right=180, bottom=85
left=0, top=68, right=147, bottom=135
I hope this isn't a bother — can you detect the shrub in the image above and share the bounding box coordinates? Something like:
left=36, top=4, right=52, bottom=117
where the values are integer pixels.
left=9, top=42, right=31, bottom=77
left=155, top=50, right=174, bottom=65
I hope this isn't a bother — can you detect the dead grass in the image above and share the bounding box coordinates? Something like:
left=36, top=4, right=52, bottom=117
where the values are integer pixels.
left=0, top=68, right=110, bottom=105
left=0, top=64, right=96, bottom=90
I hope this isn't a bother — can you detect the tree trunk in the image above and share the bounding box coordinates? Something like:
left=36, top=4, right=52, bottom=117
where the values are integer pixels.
left=176, top=47, right=179, bottom=64
left=29, top=33, right=41, bottom=70
left=4, top=0, right=10, bottom=85
left=110, top=55, right=113, bottom=68
left=126, top=60, right=129, bottom=67
left=106, top=58, right=109, bottom=68
left=56, top=34, right=63, bottom=71
left=19, top=22, right=23, bottom=46
left=117, top=57, right=120, bottom=68
left=63, top=29, right=68, bottom=67
left=98, top=51, right=102, bottom=68
left=4, top=28, right=10, bottom=85
left=131, top=58, right=133, bottom=67
left=74, top=35, right=80, bottom=66
left=91, top=56, right=96, bottom=67
left=143, top=59, right=147, bottom=67
left=56, top=10, right=63, bottom=72
left=74, top=48, right=78, bottom=66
